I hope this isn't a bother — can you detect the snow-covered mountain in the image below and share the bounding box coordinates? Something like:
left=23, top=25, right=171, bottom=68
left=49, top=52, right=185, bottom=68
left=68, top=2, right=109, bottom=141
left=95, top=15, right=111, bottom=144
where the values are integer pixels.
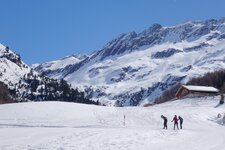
left=0, top=43, right=61, bottom=102
left=33, top=54, right=87, bottom=79
left=0, top=44, right=95, bottom=104
left=34, top=17, right=225, bottom=106
left=0, top=44, right=36, bottom=98
left=0, top=44, right=31, bottom=85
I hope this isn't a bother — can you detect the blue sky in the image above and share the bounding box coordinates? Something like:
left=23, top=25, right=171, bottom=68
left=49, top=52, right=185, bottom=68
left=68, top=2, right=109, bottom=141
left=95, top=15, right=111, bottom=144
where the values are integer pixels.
left=0, top=0, right=225, bottom=65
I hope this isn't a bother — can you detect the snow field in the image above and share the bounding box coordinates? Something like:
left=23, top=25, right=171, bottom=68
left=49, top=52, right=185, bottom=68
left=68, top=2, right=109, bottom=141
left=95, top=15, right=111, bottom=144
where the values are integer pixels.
left=0, top=96, right=225, bottom=150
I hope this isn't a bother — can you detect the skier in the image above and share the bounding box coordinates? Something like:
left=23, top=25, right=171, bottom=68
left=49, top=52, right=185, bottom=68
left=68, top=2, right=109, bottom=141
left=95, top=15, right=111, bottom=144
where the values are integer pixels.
left=161, top=115, right=168, bottom=129
left=223, top=114, right=225, bottom=125
left=171, top=115, right=179, bottom=130
left=178, top=116, right=183, bottom=129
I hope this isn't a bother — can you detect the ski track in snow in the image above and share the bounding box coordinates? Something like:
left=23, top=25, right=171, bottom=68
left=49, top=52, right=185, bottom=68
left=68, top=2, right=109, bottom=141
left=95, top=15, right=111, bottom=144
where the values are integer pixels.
left=0, top=97, right=225, bottom=150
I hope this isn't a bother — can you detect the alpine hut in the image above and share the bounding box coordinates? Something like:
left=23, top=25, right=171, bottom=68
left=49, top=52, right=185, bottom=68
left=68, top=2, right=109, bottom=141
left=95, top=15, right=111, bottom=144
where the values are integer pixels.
left=175, top=85, right=219, bottom=98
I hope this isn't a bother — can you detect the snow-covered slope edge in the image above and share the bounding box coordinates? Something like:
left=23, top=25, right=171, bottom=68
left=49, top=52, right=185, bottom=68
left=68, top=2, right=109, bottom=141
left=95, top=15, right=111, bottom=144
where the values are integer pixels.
left=0, top=96, right=225, bottom=150
left=34, top=17, right=225, bottom=106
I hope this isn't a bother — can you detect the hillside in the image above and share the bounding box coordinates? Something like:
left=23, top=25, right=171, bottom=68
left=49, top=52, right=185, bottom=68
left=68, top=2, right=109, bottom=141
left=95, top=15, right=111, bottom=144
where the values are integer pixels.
left=0, top=44, right=31, bottom=86
left=0, top=96, right=225, bottom=150
left=155, top=70, right=225, bottom=104
left=34, top=17, right=225, bottom=106
left=33, top=54, right=88, bottom=79
left=0, top=44, right=97, bottom=104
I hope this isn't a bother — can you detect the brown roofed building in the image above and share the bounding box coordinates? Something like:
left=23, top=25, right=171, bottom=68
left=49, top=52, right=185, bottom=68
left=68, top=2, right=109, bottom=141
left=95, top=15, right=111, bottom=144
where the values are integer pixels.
left=175, top=85, right=219, bottom=98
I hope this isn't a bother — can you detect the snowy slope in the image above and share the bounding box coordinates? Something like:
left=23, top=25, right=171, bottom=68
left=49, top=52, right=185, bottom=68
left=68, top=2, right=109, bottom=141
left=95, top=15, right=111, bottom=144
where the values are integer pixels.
left=33, top=54, right=87, bottom=79
left=0, top=44, right=32, bottom=86
left=0, top=44, right=89, bottom=103
left=0, top=96, right=225, bottom=150
left=34, top=17, right=225, bottom=106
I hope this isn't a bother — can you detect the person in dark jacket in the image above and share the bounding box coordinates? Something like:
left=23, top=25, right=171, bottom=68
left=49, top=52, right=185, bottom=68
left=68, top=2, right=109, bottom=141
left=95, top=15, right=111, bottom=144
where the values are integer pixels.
left=161, top=115, right=168, bottom=129
left=171, top=115, right=179, bottom=130
left=178, top=116, right=183, bottom=129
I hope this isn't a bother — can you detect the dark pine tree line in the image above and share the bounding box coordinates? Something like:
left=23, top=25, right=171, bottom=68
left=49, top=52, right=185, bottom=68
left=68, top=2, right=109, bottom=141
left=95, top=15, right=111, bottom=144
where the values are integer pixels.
left=9, top=70, right=99, bottom=105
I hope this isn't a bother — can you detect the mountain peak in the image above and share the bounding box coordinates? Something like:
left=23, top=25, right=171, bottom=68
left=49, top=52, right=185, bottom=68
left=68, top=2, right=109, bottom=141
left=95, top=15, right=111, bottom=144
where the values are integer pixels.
left=141, top=23, right=162, bottom=35
left=103, top=31, right=137, bottom=48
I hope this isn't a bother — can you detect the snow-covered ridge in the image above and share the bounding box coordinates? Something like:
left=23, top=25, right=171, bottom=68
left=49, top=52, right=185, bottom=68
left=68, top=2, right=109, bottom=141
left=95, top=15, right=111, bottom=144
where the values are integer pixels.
left=33, top=17, right=225, bottom=106
left=34, top=54, right=88, bottom=78
left=0, top=44, right=31, bottom=85
left=0, top=96, right=225, bottom=150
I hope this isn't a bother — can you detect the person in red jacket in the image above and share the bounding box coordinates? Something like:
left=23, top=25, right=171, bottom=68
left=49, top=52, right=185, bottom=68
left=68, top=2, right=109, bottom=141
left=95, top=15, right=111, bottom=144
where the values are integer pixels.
left=171, top=115, right=179, bottom=130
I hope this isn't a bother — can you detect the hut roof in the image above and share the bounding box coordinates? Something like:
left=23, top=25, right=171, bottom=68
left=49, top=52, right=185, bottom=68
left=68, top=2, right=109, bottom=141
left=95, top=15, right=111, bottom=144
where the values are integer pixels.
left=183, top=85, right=219, bottom=93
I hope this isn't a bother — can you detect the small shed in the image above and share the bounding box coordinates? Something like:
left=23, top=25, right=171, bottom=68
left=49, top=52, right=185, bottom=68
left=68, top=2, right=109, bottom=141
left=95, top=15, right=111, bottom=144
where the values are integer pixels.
left=175, top=85, right=219, bottom=98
